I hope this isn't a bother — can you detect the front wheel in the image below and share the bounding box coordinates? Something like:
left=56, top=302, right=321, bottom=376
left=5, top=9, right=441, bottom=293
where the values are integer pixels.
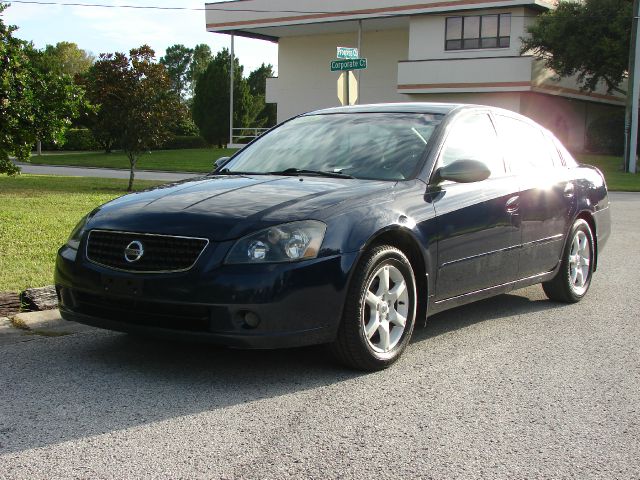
left=331, top=245, right=417, bottom=371
left=542, top=218, right=595, bottom=303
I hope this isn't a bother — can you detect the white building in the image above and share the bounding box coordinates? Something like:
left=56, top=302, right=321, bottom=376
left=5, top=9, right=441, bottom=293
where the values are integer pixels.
left=205, top=0, right=624, bottom=151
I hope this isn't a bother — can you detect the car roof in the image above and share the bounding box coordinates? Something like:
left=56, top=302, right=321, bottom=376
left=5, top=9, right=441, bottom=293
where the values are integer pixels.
left=304, top=102, right=464, bottom=116
left=304, top=102, right=545, bottom=128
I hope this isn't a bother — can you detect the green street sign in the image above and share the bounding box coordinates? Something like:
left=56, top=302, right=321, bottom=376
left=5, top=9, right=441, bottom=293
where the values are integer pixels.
left=331, top=58, right=367, bottom=72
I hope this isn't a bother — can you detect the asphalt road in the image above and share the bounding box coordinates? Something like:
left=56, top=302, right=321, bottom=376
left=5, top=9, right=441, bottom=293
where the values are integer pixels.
left=0, top=193, right=638, bottom=479
left=16, top=162, right=198, bottom=182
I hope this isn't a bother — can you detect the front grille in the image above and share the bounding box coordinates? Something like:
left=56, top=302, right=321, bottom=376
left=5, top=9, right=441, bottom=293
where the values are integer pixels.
left=86, top=230, right=209, bottom=272
left=73, top=290, right=211, bottom=332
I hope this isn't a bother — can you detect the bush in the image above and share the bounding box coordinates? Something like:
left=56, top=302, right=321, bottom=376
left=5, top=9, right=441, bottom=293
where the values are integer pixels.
left=162, top=135, right=208, bottom=150
left=586, top=113, right=625, bottom=155
left=38, top=128, right=101, bottom=151
left=63, top=129, right=101, bottom=151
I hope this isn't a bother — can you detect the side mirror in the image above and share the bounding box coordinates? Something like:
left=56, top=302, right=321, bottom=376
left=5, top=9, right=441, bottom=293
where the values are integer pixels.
left=434, top=159, right=491, bottom=184
left=213, top=156, right=231, bottom=172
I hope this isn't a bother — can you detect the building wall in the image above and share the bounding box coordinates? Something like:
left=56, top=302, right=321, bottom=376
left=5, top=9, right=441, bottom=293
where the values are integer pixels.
left=520, top=92, right=622, bottom=151
left=407, top=7, right=527, bottom=61
left=264, top=10, right=624, bottom=150
left=268, top=29, right=410, bottom=122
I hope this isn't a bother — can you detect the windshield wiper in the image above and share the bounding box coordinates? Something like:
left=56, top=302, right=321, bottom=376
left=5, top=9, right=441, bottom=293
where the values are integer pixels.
left=212, top=169, right=269, bottom=176
left=267, top=168, right=354, bottom=179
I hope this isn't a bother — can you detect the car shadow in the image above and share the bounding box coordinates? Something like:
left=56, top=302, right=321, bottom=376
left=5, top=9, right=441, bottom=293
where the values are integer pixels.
left=412, top=287, right=568, bottom=343
left=0, top=287, right=567, bottom=455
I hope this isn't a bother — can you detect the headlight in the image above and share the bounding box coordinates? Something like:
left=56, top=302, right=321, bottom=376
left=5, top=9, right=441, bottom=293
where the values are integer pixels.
left=225, top=220, right=326, bottom=264
left=66, top=214, right=89, bottom=250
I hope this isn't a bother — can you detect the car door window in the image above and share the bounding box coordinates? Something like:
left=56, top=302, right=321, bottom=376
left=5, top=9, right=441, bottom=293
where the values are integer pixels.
left=439, top=113, right=505, bottom=177
left=495, top=115, right=555, bottom=173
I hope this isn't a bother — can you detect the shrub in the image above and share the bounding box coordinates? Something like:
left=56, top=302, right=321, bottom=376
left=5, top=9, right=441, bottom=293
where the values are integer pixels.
left=586, top=113, right=625, bottom=155
left=63, top=129, right=102, bottom=151
left=162, top=135, right=208, bottom=150
left=37, top=128, right=101, bottom=151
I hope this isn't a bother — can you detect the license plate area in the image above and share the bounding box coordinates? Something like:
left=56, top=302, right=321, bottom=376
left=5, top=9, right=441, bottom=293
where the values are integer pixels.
left=101, top=275, right=144, bottom=297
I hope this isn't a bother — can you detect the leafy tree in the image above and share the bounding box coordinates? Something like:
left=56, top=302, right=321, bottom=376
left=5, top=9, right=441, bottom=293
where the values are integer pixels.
left=248, top=63, right=277, bottom=127
left=1, top=4, right=84, bottom=175
left=84, top=45, right=181, bottom=190
left=522, top=0, right=632, bottom=93
left=189, top=43, right=213, bottom=96
left=192, top=48, right=255, bottom=147
left=160, top=44, right=193, bottom=100
left=42, top=41, right=94, bottom=77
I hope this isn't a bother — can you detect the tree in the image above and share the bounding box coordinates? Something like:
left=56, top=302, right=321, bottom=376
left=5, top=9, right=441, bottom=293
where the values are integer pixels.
left=160, top=44, right=193, bottom=100
left=521, top=0, right=632, bottom=94
left=42, top=41, right=94, bottom=77
left=192, top=48, right=255, bottom=147
left=84, top=45, right=181, bottom=190
left=1, top=4, right=84, bottom=175
left=248, top=63, right=277, bottom=127
left=189, top=43, right=213, bottom=96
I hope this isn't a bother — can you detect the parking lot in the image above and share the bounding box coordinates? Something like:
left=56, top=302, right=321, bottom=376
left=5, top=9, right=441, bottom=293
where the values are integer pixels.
left=0, top=192, right=638, bottom=479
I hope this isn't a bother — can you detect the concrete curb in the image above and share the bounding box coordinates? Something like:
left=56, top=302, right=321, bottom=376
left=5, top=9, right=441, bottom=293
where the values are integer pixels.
left=0, top=316, right=34, bottom=345
left=9, top=309, right=94, bottom=337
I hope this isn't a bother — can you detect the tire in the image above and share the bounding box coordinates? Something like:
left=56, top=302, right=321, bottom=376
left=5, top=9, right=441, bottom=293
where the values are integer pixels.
left=331, top=245, right=417, bottom=371
left=542, top=218, right=595, bottom=303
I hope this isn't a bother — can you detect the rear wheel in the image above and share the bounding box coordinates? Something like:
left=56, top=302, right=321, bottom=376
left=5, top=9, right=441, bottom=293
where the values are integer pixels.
left=542, top=218, right=594, bottom=303
left=331, top=245, right=417, bottom=371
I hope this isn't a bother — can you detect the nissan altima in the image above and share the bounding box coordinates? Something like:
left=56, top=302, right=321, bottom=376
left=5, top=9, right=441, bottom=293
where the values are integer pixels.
left=55, top=103, right=611, bottom=371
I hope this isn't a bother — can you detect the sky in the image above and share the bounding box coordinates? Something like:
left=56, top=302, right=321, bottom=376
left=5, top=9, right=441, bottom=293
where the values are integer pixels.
left=2, top=0, right=279, bottom=75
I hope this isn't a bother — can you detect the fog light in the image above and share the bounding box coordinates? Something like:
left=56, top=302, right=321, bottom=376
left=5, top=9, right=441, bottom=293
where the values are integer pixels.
left=244, top=311, right=261, bottom=329
left=247, top=240, right=268, bottom=260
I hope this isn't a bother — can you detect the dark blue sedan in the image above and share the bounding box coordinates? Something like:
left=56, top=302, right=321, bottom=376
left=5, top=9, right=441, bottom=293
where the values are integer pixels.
left=55, top=103, right=611, bottom=370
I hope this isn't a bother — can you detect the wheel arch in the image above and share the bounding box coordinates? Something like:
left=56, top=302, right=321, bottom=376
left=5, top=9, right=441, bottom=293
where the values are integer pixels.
left=575, top=210, right=598, bottom=272
left=359, top=227, right=430, bottom=324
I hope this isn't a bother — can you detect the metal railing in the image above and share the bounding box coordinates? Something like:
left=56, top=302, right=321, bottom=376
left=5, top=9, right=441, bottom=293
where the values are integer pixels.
left=229, top=127, right=270, bottom=148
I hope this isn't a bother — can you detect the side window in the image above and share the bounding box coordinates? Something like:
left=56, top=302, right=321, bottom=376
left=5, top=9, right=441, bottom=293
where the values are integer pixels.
left=494, top=115, right=555, bottom=173
left=543, top=131, right=563, bottom=167
left=439, top=113, right=505, bottom=178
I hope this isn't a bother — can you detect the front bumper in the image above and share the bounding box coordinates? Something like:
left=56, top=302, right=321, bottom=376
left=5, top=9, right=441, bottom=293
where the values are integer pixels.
left=55, top=244, right=359, bottom=349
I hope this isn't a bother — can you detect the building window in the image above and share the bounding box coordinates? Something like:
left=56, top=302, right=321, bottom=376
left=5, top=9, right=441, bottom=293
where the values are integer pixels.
left=445, top=13, right=511, bottom=50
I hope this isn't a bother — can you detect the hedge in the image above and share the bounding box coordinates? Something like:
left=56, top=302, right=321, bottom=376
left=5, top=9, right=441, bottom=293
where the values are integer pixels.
left=586, top=113, right=625, bottom=155
left=161, top=135, right=208, bottom=150
left=39, top=128, right=101, bottom=151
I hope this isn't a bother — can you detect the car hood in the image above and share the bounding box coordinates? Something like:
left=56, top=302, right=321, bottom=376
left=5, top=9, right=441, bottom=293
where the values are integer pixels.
left=87, top=174, right=395, bottom=241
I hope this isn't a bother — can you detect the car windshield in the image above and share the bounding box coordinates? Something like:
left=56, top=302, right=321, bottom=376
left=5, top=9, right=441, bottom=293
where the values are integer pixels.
left=224, top=112, right=443, bottom=181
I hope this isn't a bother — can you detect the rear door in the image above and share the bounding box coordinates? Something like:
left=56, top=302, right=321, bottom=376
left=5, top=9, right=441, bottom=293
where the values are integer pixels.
left=494, top=115, right=576, bottom=278
left=431, top=112, right=521, bottom=301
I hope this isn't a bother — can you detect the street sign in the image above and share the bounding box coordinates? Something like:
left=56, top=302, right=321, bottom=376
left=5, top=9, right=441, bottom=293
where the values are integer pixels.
left=337, top=47, right=359, bottom=59
left=330, top=58, right=367, bottom=72
left=337, top=71, right=358, bottom=106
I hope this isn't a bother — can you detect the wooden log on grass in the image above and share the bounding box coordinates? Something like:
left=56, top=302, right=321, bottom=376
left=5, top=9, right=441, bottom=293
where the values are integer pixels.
left=0, top=292, right=22, bottom=317
left=20, top=286, right=58, bottom=312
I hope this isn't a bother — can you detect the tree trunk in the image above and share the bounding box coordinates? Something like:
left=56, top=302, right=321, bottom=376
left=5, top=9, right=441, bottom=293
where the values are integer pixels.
left=127, top=153, right=137, bottom=191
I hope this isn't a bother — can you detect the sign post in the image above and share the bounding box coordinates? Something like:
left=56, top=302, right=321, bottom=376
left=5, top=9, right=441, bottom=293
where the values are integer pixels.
left=337, top=71, right=358, bottom=106
left=330, top=58, right=367, bottom=72
left=333, top=47, right=367, bottom=106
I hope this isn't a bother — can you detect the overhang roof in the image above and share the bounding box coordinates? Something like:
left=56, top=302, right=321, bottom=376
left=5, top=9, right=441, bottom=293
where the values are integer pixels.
left=205, top=0, right=553, bottom=40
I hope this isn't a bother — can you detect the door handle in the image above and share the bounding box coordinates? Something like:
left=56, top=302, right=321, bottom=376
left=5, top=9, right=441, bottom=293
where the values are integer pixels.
left=505, top=195, right=520, bottom=213
left=564, top=182, right=575, bottom=198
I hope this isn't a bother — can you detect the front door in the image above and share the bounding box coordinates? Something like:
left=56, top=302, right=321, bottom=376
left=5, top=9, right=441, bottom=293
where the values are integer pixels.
left=431, top=112, right=521, bottom=301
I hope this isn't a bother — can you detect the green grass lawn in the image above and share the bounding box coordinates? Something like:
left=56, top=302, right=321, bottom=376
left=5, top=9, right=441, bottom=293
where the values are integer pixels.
left=28, top=149, right=640, bottom=191
left=574, top=153, right=640, bottom=192
left=28, top=148, right=237, bottom=173
left=0, top=175, right=160, bottom=292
